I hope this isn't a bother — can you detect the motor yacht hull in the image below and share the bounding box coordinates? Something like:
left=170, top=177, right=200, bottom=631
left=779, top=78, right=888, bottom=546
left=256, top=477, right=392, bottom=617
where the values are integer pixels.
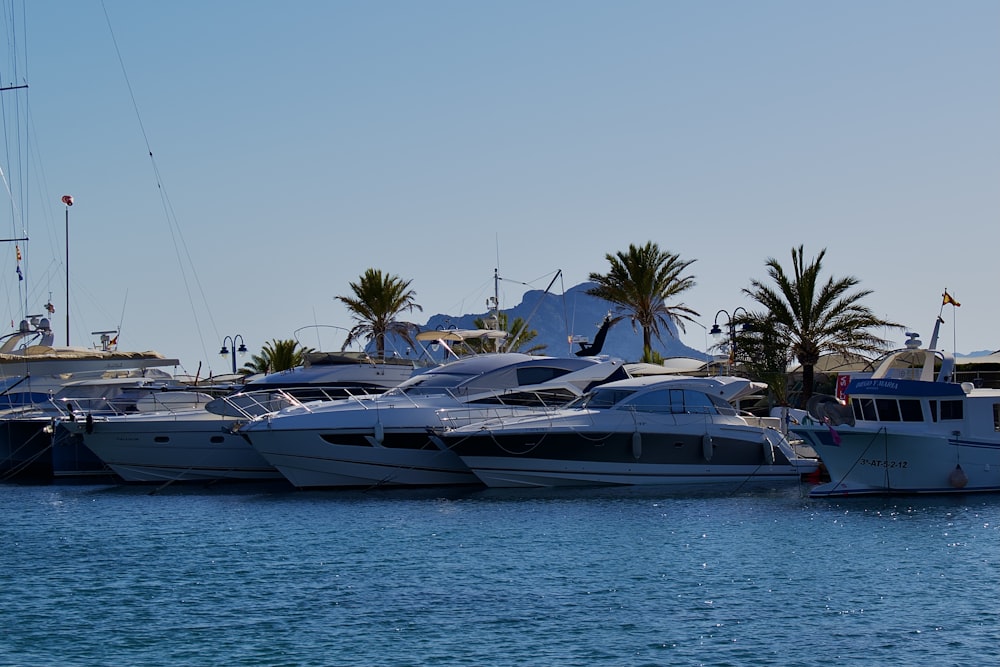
left=52, top=423, right=115, bottom=479
left=62, top=410, right=282, bottom=483
left=248, top=429, right=476, bottom=488
left=447, top=418, right=809, bottom=489
left=245, top=406, right=525, bottom=488
left=794, top=426, right=1000, bottom=496
left=0, top=419, right=53, bottom=480
left=241, top=354, right=632, bottom=488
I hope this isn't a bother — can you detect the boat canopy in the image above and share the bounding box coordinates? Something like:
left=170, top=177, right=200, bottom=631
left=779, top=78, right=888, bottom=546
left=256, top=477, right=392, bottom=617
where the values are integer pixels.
left=415, top=329, right=508, bottom=342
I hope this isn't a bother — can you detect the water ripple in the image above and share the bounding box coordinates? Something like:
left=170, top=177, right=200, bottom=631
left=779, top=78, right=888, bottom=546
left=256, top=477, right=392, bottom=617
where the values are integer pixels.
left=2, top=483, right=999, bottom=665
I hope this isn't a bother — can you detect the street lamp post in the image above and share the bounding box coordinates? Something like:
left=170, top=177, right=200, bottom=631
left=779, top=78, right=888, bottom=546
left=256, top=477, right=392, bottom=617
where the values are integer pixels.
left=219, top=335, right=248, bottom=374
left=710, top=307, right=751, bottom=374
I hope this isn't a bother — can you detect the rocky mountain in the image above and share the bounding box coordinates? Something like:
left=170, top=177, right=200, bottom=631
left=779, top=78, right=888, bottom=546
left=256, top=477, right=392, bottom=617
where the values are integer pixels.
left=410, top=282, right=708, bottom=363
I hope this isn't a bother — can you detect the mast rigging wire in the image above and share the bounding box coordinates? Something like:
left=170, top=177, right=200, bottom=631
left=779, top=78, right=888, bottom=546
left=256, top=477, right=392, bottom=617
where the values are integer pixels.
left=101, top=0, right=220, bottom=370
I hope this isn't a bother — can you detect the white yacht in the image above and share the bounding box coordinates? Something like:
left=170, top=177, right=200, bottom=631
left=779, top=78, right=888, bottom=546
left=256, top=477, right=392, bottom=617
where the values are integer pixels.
left=0, top=317, right=185, bottom=479
left=440, top=374, right=818, bottom=489
left=59, top=351, right=423, bottom=483
left=792, top=320, right=1000, bottom=497
left=240, top=353, right=630, bottom=489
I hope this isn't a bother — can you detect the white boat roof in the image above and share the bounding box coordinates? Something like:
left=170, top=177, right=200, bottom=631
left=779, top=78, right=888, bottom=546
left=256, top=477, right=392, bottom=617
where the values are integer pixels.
left=626, top=357, right=708, bottom=375
left=787, top=352, right=873, bottom=373
left=415, top=329, right=508, bottom=342
left=591, top=374, right=767, bottom=402
left=0, top=345, right=173, bottom=363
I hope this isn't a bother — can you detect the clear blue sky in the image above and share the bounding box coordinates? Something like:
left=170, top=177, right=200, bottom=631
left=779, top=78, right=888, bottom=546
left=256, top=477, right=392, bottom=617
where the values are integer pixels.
left=2, top=1, right=997, bottom=374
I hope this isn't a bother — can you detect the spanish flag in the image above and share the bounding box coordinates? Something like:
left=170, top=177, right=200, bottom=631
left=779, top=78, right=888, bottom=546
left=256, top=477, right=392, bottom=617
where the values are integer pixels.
left=942, top=290, right=961, bottom=307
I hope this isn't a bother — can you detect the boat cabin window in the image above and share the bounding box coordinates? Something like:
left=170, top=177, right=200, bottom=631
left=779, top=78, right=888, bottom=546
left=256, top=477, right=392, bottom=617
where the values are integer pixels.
left=875, top=399, right=901, bottom=422
left=472, top=388, right=578, bottom=407
left=391, top=373, right=470, bottom=393
left=707, top=393, right=738, bottom=415
left=515, top=366, right=572, bottom=386
left=619, top=388, right=733, bottom=415
left=855, top=397, right=924, bottom=422
left=616, top=388, right=673, bottom=413
left=669, top=389, right=713, bottom=414
left=612, top=389, right=735, bottom=415
left=939, top=400, right=963, bottom=420
left=898, top=400, right=924, bottom=422
left=579, top=388, right=636, bottom=409
left=853, top=398, right=877, bottom=421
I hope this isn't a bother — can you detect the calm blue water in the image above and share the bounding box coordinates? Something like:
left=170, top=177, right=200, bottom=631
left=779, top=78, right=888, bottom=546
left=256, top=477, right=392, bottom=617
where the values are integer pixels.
left=1, top=481, right=997, bottom=667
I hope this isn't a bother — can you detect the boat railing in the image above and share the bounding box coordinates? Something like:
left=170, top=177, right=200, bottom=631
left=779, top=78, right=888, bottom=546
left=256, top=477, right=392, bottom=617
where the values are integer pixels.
left=236, top=385, right=390, bottom=416
left=0, top=396, right=67, bottom=420
left=210, top=391, right=293, bottom=419
left=57, top=395, right=148, bottom=418
left=56, top=390, right=220, bottom=419
left=430, top=387, right=584, bottom=430
left=253, top=383, right=582, bottom=419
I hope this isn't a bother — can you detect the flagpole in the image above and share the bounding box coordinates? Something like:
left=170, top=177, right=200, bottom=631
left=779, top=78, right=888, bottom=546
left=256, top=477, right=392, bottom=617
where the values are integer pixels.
left=65, top=203, right=69, bottom=345
left=952, top=290, right=959, bottom=354
left=62, top=195, right=74, bottom=346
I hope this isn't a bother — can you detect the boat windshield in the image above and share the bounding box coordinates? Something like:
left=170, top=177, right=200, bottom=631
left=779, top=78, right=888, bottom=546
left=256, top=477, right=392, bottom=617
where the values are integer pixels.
left=568, top=385, right=739, bottom=415
left=570, top=387, right=638, bottom=409
left=382, top=372, right=472, bottom=398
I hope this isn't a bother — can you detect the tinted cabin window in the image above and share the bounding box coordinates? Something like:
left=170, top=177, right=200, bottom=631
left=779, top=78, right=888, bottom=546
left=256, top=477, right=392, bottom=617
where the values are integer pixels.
left=516, top=367, right=569, bottom=386
left=929, top=400, right=938, bottom=422
left=899, top=400, right=924, bottom=422
left=625, top=389, right=672, bottom=413
left=474, top=388, right=577, bottom=407
left=708, top=394, right=738, bottom=416
left=857, top=398, right=877, bottom=421
left=667, top=389, right=715, bottom=415
left=875, top=399, right=901, bottom=422
left=940, top=400, right=963, bottom=420
left=583, top=389, right=635, bottom=409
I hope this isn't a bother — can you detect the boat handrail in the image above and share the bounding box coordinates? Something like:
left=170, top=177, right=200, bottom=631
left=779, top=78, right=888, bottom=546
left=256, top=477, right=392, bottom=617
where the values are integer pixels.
left=231, top=385, right=386, bottom=416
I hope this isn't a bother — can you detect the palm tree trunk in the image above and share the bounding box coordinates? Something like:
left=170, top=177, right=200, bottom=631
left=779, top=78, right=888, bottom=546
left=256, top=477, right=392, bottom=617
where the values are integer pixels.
left=802, top=364, right=815, bottom=404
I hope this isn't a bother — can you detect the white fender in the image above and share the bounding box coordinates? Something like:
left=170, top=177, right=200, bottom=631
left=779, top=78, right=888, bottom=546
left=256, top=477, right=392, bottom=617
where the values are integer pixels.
left=702, top=433, right=713, bottom=462
left=631, top=431, right=642, bottom=460
left=374, top=421, right=385, bottom=445
left=948, top=464, right=968, bottom=489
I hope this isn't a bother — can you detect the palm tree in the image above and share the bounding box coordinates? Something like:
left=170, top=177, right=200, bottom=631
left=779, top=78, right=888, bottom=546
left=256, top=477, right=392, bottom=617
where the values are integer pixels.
left=587, top=241, right=699, bottom=363
left=467, top=312, right=546, bottom=355
left=742, top=245, right=902, bottom=405
left=241, top=338, right=315, bottom=374
left=336, top=268, right=422, bottom=358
